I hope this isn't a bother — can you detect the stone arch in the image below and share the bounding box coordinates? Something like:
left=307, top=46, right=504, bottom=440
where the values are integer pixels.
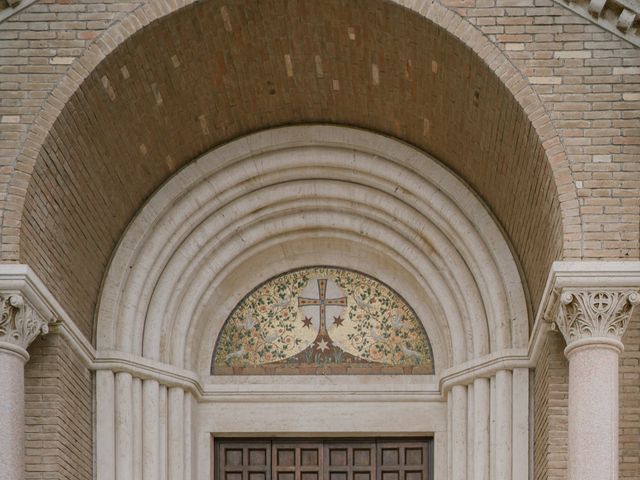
left=95, top=126, right=528, bottom=373
left=12, top=0, right=575, bottom=342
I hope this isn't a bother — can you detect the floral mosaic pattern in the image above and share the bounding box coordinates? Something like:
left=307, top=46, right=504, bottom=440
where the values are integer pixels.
left=211, top=267, right=434, bottom=375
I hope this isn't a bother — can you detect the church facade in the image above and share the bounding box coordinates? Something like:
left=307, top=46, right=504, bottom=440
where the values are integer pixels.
left=0, top=1, right=639, bottom=480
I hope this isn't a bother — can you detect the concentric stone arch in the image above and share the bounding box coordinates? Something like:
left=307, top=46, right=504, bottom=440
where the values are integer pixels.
left=95, top=125, right=528, bottom=374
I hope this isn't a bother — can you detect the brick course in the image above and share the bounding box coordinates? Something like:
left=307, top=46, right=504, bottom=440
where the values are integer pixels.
left=24, top=334, right=92, bottom=480
left=447, top=0, right=640, bottom=261
left=533, top=330, right=569, bottom=480
left=620, top=311, right=640, bottom=479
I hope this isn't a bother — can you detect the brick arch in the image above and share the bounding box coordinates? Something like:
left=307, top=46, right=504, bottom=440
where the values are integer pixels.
left=11, top=0, right=578, bottom=340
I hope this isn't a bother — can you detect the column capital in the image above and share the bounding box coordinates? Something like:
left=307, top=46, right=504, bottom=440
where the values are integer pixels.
left=0, top=292, right=54, bottom=356
left=554, top=289, right=640, bottom=350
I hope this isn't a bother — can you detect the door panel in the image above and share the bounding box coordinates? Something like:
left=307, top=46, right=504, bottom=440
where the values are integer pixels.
left=216, top=439, right=430, bottom=480
left=218, top=441, right=271, bottom=480
left=325, top=442, right=376, bottom=480
left=377, top=442, right=428, bottom=480
left=273, top=442, right=324, bottom=480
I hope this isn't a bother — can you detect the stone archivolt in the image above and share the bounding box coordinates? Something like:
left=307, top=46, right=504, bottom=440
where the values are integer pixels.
left=0, top=293, right=50, bottom=351
left=87, top=126, right=530, bottom=480
left=95, top=127, right=529, bottom=374
left=555, top=289, right=640, bottom=344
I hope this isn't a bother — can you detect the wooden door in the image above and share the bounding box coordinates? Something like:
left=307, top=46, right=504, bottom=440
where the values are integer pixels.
left=216, top=439, right=430, bottom=480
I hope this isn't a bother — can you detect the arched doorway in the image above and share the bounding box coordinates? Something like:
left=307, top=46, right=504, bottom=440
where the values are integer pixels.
left=94, top=126, right=529, bottom=479
left=5, top=2, right=580, bottom=479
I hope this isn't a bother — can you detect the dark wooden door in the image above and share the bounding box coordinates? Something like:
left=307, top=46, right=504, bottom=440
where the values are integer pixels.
left=216, top=439, right=431, bottom=480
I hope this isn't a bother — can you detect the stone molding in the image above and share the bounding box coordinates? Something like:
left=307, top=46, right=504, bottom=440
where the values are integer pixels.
left=0, top=0, right=38, bottom=24
left=553, top=0, right=640, bottom=47
left=439, top=348, right=529, bottom=393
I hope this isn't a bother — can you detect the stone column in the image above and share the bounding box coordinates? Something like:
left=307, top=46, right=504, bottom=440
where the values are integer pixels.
left=142, top=379, right=160, bottom=480
left=494, top=370, right=512, bottom=480
left=473, top=377, right=490, bottom=480
left=168, top=387, right=185, bottom=480
left=96, top=370, right=115, bottom=480
left=0, top=294, right=50, bottom=480
left=555, top=289, right=640, bottom=480
left=450, top=384, right=467, bottom=480
left=115, top=372, right=134, bottom=480
left=511, top=368, right=529, bottom=480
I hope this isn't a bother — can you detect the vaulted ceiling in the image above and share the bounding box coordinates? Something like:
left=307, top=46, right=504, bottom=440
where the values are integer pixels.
left=20, top=0, right=563, bottom=340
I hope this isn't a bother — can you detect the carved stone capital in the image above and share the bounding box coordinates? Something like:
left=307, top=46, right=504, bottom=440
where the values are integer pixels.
left=0, top=293, right=51, bottom=351
left=554, top=289, right=640, bottom=346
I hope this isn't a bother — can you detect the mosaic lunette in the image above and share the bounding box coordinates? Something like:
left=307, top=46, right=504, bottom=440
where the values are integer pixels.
left=212, top=267, right=434, bottom=374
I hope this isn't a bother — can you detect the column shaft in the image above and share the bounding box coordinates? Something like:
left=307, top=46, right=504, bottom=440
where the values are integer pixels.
left=467, top=383, right=475, bottom=480
left=96, top=370, right=115, bottom=480
left=489, top=376, right=496, bottom=480
left=184, top=392, right=192, bottom=480
left=115, top=372, right=134, bottom=480
left=168, top=387, right=185, bottom=480
left=0, top=349, right=27, bottom=480
left=494, top=370, right=512, bottom=480
left=512, top=369, right=529, bottom=480
left=451, top=385, right=467, bottom=480
left=133, top=378, right=143, bottom=480
left=473, top=377, right=490, bottom=480
left=448, top=393, right=453, bottom=480
left=567, top=343, right=620, bottom=480
left=159, top=385, right=168, bottom=480
left=143, top=379, right=160, bottom=480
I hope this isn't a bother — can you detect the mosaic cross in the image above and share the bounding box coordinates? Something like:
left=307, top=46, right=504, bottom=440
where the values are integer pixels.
left=298, top=279, right=347, bottom=335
